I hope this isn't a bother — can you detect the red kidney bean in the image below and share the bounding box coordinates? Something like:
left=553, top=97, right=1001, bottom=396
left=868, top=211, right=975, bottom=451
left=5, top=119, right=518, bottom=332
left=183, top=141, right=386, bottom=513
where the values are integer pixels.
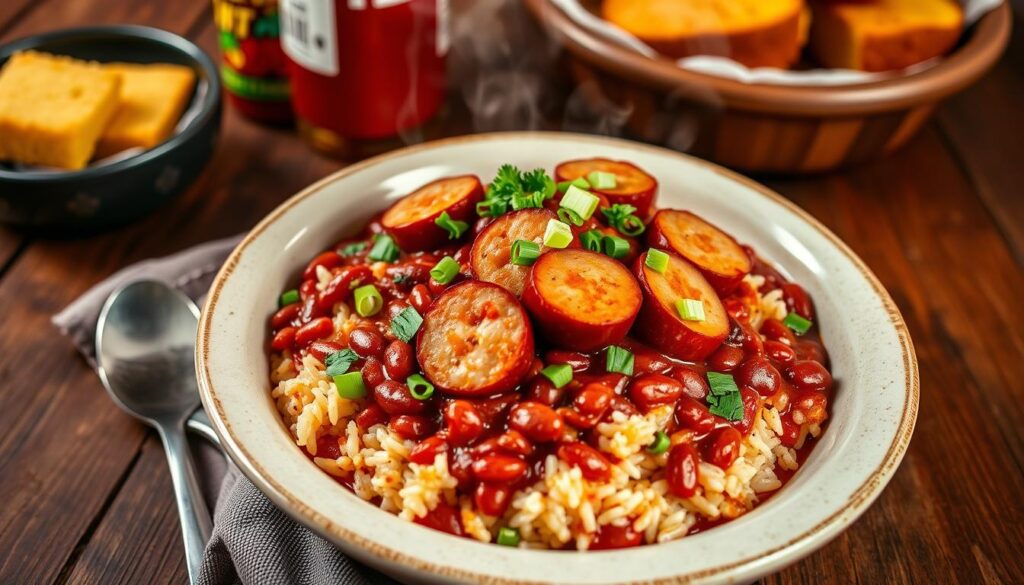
left=576, top=372, right=630, bottom=394
left=785, top=360, right=833, bottom=393
left=299, top=293, right=327, bottom=324
left=574, top=383, right=613, bottom=418
left=413, top=502, right=464, bottom=537
left=294, top=317, right=333, bottom=348
left=383, top=340, right=414, bottom=380
left=558, top=407, right=596, bottom=430
left=734, top=356, right=782, bottom=397
left=390, top=415, right=434, bottom=439
left=308, top=341, right=346, bottom=362
left=628, top=373, right=684, bottom=412
left=361, top=357, right=386, bottom=388
left=525, top=377, right=565, bottom=407
left=675, top=397, right=716, bottom=435
left=761, top=318, right=796, bottom=346
left=448, top=449, right=474, bottom=484
left=386, top=299, right=411, bottom=321
left=355, top=403, right=388, bottom=430
left=427, top=277, right=452, bottom=296
left=386, top=258, right=434, bottom=284
left=495, top=430, right=534, bottom=457
left=557, top=442, right=612, bottom=481
left=605, top=394, right=639, bottom=419
left=474, top=483, right=512, bottom=517
left=792, top=390, right=828, bottom=426
left=349, top=327, right=385, bottom=358
left=508, top=402, right=564, bottom=443
left=778, top=417, right=801, bottom=447
left=472, top=454, right=527, bottom=482
left=782, top=283, right=814, bottom=320
left=469, top=393, right=519, bottom=428
left=591, top=524, right=644, bottom=550
left=673, top=367, right=710, bottom=400
left=315, top=435, right=342, bottom=460
left=409, top=284, right=433, bottom=314
left=409, top=435, right=448, bottom=465
left=633, top=350, right=673, bottom=375
left=444, top=400, right=484, bottom=446
left=271, top=327, right=296, bottom=351
left=764, top=340, right=797, bottom=366
left=704, top=427, right=742, bottom=469
left=317, top=265, right=373, bottom=310
left=271, top=304, right=300, bottom=330
left=706, top=344, right=744, bottom=372
left=373, top=380, right=427, bottom=416
left=666, top=443, right=700, bottom=498
left=796, top=340, right=828, bottom=365
left=299, top=278, right=318, bottom=301
left=303, top=251, right=343, bottom=281
left=544, top=350, right=591, bottom=372
left=733, top=388, right=761, bottom=436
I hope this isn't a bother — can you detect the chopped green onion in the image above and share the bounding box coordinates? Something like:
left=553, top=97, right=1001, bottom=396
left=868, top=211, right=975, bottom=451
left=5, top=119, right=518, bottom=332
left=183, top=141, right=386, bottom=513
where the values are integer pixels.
left=675, top=298, right=705, bottom=322
left=510, top=240, right=541, bottom=266
left=430, top=256, right=460, bottom=284
left=645, top=249, right=669, bottom=273
left=618, top=215, right=646, bottom=236
left=407, top=374, right=435, bottom=400
left=435, top=212, right=469, bottom=240
left=706, top=372, right=743, bottom=421
left=497, top=527, right=521, bottom=547
left=580, top=229, right=604, bottom=252
left=601, top=204, right=645, bottom=236
left=511, top=192, right=539, bottom=211
left=707, top=372, right=741, bottom=397
left=333, top=371, right=367, bottom=399
left=476, top=199, right=507, bottom=217
left=587, top=170, right=617, bottom=190
left=325, top=349, right=359, bottom=377
left=783, top=312, right=812, bottom=335
left=368, top=234, right=400, bottom=263
left=353, top=284, right=383, bottom=317
left=540, top=364, right=573, bottom=388
left=606, top=345, right=634, bottom=376
left=543, top=219, right=573, bottom=249
left=391, top=306, right=423, bottom=343
left=557, top=207, right=584, bottom=227
left=560, top=185, right=600, bottom=221
left=556, top=177, right=590, bottom=193
left=279, top=289, right=300, bottom=307
left=647, top=430, right=670, bottom=454
left=338, top=242, right=367, bottom=256
left=602, top=235, right=630, bottom=259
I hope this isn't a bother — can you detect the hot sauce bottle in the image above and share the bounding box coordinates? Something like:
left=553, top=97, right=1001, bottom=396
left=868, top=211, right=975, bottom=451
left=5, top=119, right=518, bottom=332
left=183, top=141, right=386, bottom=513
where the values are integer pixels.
left=279, top=0, right=448, bottom=157
left=212, top=0, right=294, bottom=123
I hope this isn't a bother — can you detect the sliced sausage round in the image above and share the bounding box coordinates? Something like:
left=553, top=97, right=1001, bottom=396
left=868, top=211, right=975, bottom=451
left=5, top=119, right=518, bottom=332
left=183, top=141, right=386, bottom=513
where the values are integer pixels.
left=417, top=281, right=535, bottom=396
left=470, top=208, right=567, bottom=297
left=647, top=210, right=751, bottom=294
left=554, top=158, right=658, bottom=218
left=633, top=250, right=729, bottom=361
left=522, top=249, right=641, bottom=352
left=381, top=175, right=484, bottom=252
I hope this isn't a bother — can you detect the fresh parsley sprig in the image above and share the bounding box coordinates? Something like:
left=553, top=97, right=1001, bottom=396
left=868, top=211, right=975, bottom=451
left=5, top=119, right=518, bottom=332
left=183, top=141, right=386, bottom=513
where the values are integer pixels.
left=477, top=165, right=556, bottom=218
left=601, top=204, right=646, bottom=236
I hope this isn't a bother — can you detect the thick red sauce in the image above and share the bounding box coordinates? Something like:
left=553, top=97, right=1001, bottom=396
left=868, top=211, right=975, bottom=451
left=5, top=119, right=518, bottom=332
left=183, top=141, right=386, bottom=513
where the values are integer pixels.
left=270, top=188, right=833, bottom=548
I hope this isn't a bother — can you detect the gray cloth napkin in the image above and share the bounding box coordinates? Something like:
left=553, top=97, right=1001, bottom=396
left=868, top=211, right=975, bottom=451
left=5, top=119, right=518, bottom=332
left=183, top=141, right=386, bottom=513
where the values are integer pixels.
left=52, top=235, right=398, bottom=585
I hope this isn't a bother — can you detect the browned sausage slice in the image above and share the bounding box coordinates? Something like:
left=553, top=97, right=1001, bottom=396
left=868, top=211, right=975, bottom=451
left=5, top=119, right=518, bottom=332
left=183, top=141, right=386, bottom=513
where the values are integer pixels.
left=470, top=208, right=560, bottom=297
left=417, top=281, right=535, bottom=396
left=381, top=175, right=484, bottom=252
left=647, top=210, right=751, bottom=294
left=633, top=250, right=729, bottom=361
left=522, top=249, right=642, bottom=352
left=555, top=159, right=658, bottom=218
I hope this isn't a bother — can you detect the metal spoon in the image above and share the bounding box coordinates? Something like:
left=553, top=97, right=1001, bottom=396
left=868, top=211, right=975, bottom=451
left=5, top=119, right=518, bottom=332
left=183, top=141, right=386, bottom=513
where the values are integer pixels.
left=96, top=280, right=212, bottom=584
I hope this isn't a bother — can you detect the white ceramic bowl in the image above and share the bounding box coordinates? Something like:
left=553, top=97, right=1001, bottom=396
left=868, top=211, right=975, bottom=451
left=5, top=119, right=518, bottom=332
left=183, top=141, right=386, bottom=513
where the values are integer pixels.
left=197, top=132, right=918, bottom=585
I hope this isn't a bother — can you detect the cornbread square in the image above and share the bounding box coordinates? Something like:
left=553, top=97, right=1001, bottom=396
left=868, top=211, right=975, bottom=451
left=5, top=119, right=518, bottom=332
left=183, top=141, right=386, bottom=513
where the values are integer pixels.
left=0, top=51, right=121, bottom=170
left=810, top=0, right=963, bottom=72
left=95, top=63, right=196, bottom=158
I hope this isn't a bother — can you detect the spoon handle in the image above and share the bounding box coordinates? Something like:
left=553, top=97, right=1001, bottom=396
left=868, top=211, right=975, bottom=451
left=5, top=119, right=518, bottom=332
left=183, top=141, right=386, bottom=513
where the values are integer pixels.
left=158, top=424, right=214, bottom=584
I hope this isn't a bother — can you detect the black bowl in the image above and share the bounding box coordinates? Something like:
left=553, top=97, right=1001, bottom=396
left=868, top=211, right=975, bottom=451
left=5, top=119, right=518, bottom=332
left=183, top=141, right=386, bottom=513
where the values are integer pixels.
left=0, top=25, right=222, bottom=231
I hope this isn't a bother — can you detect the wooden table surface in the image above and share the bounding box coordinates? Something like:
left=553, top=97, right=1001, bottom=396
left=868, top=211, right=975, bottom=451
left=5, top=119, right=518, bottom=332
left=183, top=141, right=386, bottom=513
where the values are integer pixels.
left=1, top=1, right=1022, bottom=584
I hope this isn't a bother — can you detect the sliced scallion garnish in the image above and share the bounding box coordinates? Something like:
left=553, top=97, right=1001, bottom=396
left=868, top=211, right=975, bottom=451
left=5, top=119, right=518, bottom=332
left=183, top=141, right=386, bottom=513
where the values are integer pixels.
left=706, top=372, right=743, bottom=421
left=279, top=289, right=300, bottom=307
left=645, top=249, right=669, bottom=273
left=434, top=211, right=469, bottom=240
left=542, top=219, right=573, bottom=249
left=497, top=527, right=521, bottom=547
left=580, top=229, right=603, bottom=252
left=647, top=430, right=670, bottom=454
left=338, top=242, right=367, bottom=256
left=605, top=345, right=634, bottom=376
left=367, top=234, right=400, bottom=263
left=334, top=371, right=367, bottom=399
left=675, top=298, right=705, bottom=322
left=353, top=284, right=383, bottom=317
left=783, top=312, right=812, bottom=335
left=390, top=306, right=423, bottom=343
left=560, top=185, right=600, bottom=221
left=587, top=170, right=617, bottom=190
left=602, top=235, right=630, bottom=259
left=540, top=364, right=573, bottom=389
left=429, top=256, right=460, bottom=284
left=407, top=374, right=435, bottom=400
left=510, top=240, right=541, bottom=266
left=556, top=177, right=590, bottom=193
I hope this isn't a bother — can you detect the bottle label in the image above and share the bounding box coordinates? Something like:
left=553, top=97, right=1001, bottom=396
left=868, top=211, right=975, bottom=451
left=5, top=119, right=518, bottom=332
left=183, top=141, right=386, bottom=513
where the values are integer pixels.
left=280, top=0, right=339, bottom=76
left=212, top=0, right=291, bottom=102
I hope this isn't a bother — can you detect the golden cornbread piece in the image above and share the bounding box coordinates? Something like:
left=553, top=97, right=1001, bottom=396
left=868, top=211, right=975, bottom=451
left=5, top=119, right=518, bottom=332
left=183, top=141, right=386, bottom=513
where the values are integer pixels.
left=95, top=63, right=196, bottom=158
left=0, top=51, right=121, bottom=170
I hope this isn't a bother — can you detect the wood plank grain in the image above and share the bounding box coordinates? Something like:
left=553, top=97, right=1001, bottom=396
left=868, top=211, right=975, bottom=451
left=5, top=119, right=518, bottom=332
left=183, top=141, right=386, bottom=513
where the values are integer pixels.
left=0, top=0, right=208, bottom=42
left=762, top=125, right=1024, bottom=584
left=62, top=437, right=189, bottom=585
left=936, top=14, right=1024, bottom=265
